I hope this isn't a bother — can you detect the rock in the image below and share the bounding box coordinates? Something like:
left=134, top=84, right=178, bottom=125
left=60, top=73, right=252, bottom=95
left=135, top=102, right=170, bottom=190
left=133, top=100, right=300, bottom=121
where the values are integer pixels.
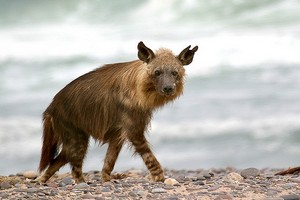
left=15, top=183, right=27, bottom=189
left=164, top=178, right=179, bottom=186
left=264, top=173, right=275, bottom=179
left=26, top=187, right=39, bottom=193
left=0, top=193, right=9, bottom=199
left=81, top=193, right=95, bottom=199
left=38, top=192, right=46, bottom=196
left=49, top=189, right=59, bottom=196
left=62, top=177, right=75, bottom=185
left=151, top=187, right=166, bottom=193
left=289, top=178, right=300, bottom=183
left=197, top=176, right=206, bottom=181
left=163, top=185, right=175, bottom=190
left=263, top=198, right=284, bottom=200
left=16, top=172, right=24, bottom=176
left=215, top=194, right=233, bottom=200
left=23, top=170, right=39, bottom=179
left=47, top=182, right=58, bottom=187
left=266, top=189, right=278, bottom=196
left=282, top=183, right=297, bottom=189
left=128, top=191, right=137, bottom=197
left=163, top=196, right=179, bottom=200
left=194, top=181, right=205, bottom=185
left=208, top=185, right=221, bottom=191
left=241, top=168, right=260, bottom=178
left=223, top=172, right=243, bottom=183
left=74, top=182, right=89, bottom=189
left=202, top=171, right=212, bottom=179
left=280, top=195, right=300, bottom=200
left=129, top=190, right=140, bottom=197
left=0, top=181, right=11, bottom=189
left=101, top=187, right=111, bottom=192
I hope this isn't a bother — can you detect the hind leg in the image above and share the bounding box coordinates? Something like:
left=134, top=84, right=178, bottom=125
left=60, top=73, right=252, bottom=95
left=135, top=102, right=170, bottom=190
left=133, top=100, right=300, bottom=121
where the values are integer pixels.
left=39, top=153, right=68, bottom=183
left=64, top=130, right=89, bottom=183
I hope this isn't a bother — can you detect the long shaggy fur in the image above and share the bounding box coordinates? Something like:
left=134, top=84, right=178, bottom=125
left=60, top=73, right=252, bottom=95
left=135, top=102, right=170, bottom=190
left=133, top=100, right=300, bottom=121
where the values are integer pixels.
left=38, top=42, right=197, bottom=183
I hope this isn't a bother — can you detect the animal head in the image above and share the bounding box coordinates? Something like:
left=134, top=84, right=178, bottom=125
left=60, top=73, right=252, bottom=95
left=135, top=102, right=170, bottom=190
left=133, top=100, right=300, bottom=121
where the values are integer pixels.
left=138, top=41, right=198, bottom=97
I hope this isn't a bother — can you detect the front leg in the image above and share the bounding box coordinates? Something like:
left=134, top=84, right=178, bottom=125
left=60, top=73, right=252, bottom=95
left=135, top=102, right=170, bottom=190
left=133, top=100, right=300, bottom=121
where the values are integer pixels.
left=101, top=137, right=124, bottom=182
left=129, top=135, right=165, bottom=182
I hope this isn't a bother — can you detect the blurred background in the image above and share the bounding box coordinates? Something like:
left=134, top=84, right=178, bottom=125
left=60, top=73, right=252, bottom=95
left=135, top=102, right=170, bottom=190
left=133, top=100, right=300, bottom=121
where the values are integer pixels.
left=1, top=0, right=300, bottom=175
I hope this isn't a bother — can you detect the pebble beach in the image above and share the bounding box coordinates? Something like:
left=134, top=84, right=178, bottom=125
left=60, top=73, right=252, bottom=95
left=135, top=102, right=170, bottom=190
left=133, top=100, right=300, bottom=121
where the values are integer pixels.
left=1, top=168, right=300, bottom=200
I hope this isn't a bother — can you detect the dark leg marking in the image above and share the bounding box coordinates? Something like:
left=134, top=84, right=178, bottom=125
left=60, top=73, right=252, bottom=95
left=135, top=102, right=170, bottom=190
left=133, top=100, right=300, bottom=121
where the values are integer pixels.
left=101, top=138, right=124, bottom=182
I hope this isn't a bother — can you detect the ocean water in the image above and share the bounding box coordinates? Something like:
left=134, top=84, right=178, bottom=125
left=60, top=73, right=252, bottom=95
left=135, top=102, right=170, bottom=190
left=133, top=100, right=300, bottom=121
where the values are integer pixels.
left=1, top=0, right=300, bottom=175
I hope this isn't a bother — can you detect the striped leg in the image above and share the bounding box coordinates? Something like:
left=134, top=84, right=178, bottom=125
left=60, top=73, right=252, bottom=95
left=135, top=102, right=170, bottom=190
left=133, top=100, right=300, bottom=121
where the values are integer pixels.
left=101, top=138, right=124, bottom=182
left=129, top=135, right=165, bottom=182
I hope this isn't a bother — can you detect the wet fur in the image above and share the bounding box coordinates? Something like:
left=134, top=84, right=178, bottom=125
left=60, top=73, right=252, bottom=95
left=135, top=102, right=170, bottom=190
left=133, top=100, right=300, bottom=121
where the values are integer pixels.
left=39, top=42, right=197, bottom=183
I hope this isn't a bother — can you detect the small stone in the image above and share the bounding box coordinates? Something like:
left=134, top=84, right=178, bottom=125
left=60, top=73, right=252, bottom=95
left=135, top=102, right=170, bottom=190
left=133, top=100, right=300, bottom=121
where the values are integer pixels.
left=103, top=182, right=113, bottom=187
left=129, top=191, right=138, bottom=197
left=280, top=195, right=300, bottom=200
left=202, top=172, right=212, bottom=179
left=241, top=168, right=260, bottom=178
left=0, top=193, right=9, bottom=199
left=184, top=176, right=198, bottom=181
left=47, top=182, right=58, bottom=187
left=74, top=182, right=89, bottom=189
left=121, top=183, right=133, bottom=187
left=95, top=197, right=105, bottom=200
left=62, top=177, right=75, bottom=185
left=215, top=194, right=233, bottom=200
left=223, top=172, right=243, bottom=183
left=27, top=188, right=39, bottom=193
left=16, top=172, right=24, bottom=176
left=49, top=190, right=59, bottom=196
left=289, top=178, right=300, bottom=183
left=282, top=183, right=297, bottom=189
left=23, top=170, right=39, bottom=179
left=163, top=196, right=179, bottom=200
left=197, top=176, right=206, bottom=181
left=163, top=185, right=175, bottom=190
left=164, top=178, right=179, bottom=186
left=101, top=187, right=111, bottom=192
left=0, top=181, right=12, bottom=189
left=81, top=193, right=95, bottom=199
left=266, top=189, right=278, bottom=196
left=208, top=185, right=221, bottom=191
left=38, top=192, right=46, bottom=196
left=264, top=173, right=275, bottom=179
left=14, top=183, right=23, bottom=188
left=194, top=181, right=205, bottom=185
left=151, top=187, right=166, bottom=193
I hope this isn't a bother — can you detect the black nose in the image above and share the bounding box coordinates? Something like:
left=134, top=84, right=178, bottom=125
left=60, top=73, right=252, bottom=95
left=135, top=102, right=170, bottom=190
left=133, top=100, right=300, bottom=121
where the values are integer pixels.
left=163, top=86, right=174, bottom=94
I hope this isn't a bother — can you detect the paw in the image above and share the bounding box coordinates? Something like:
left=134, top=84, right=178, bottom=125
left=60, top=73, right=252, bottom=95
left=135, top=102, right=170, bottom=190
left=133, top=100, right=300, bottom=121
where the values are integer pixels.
left=101, top=172, right=111, bottom=182
left=74, top=177, right=85, bottom=184
left=148, top=173, right=165, bottom=182
left=111, top=173, right=127, bottom=180
left=35, top=176, right=47, bottom=184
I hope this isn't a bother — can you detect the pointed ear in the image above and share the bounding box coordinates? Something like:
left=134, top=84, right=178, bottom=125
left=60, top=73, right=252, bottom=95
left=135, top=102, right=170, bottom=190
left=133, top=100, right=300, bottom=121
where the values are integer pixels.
left=137, top=41, right=155, bottom=63
left=177, top=45, right=198, bottom=65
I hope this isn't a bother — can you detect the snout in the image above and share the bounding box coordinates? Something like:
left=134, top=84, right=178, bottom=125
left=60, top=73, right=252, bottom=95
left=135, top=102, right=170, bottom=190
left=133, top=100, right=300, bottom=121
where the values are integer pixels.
left=162, top=85, right=175, bottom=95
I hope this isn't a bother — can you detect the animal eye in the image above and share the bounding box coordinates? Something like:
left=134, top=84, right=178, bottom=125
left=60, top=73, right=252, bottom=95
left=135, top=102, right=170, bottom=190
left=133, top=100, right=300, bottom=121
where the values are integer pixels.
left=171, top=71, right=178, bottom=76
left=154, top=70, right=161, bottom=76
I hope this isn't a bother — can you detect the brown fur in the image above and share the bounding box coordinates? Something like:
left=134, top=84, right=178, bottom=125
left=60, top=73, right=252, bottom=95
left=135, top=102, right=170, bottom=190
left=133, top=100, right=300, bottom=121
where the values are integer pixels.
left=38, top=41, right=198, bottom=183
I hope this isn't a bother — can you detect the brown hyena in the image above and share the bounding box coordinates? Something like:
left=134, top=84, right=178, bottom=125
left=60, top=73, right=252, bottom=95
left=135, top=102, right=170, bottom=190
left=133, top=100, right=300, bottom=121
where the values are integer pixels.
left=38, top=41, right=198, bottom=183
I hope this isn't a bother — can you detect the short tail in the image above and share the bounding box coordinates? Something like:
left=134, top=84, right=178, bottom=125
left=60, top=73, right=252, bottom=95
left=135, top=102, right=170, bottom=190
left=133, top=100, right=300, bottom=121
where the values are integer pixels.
left=39, top=113, right=59, bottom=172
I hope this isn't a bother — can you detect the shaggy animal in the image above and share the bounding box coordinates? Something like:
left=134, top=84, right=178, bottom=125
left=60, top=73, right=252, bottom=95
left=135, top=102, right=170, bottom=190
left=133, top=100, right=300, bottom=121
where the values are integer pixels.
left=38, top=41, right=198, bottom=183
